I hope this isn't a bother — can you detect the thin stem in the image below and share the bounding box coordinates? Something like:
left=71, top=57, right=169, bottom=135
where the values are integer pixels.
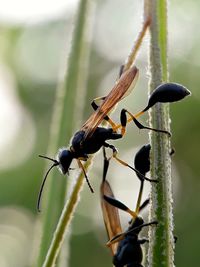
left=37, top=0, right=95, bottom=266
left=148, top=0, right=174, bottom=267
left=42, top=159, right=93, bottom=267
left=123, top=1, right=151, bottom=72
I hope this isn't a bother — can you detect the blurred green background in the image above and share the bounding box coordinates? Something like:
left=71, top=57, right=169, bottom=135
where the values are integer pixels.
left=0, top=0, right=199, bottom=266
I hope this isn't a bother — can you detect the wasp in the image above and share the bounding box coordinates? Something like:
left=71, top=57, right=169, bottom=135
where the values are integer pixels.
left=38, top=64, right=190, bottom=211
left=101, top=146, right=157, bottom=267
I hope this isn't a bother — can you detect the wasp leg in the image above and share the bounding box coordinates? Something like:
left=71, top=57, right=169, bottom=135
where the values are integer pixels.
left=78, top=155, right=88, bottom=161
left=102, top=147, right=110, bottom=182
left=91, top=96, right=118, bottom=129
left=174, top=235, right=178, bottom=244
left=91, top=96, right=106, bottom=111
left=135, top=180, right=144, bottom=214
left=103, top=142, right=157, bottom=183
left=76, top=159, right=94, bottom=193
left=132, top=116, right=171, bottom=136
left=114, top=109, right=171, bottom=136
left=138, top=238, right=149, bottom=244
left=170, top=148, right=175, bottom=156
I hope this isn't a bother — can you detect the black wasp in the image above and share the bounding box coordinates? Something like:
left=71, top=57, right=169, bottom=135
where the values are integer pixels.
left=101, top=145, right=157, bottom=267
left=38, top=64, right=190, bottom=211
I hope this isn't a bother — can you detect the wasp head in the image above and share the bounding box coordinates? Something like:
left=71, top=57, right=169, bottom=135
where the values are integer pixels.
left=37, top=148, right=74, bottom=212
left=57, top=148, right=74, bottom=174
left=128, top=216, right=144, bottom=235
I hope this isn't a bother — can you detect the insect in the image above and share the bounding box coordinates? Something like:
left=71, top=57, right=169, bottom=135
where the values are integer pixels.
left=38, top=65, right=190, bottom=211
left=101, top=147, right=157, bottom=267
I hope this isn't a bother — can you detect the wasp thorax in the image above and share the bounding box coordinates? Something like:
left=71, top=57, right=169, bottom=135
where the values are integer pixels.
left=57, top=148, right=74, bottom=174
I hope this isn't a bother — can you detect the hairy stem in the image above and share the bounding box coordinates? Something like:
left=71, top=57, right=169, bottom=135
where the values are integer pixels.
left=37, top=1, right=95, bottom=266
left=148, top=0, right=174, bottom=267
left=42, top=159, right=93, bottom=267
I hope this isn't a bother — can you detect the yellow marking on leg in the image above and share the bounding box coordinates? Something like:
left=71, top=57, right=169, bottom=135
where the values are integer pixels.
left=127, top=209, right=137, bottom=218
left=113, top=110, right=145, bottom=131
left=113, top=155, right=129, bottom=167
left=135, top=180, right=144, bottom=215
left=107, top=118, right=118, bottom=129
left=121, top=126, right=126, bottom=136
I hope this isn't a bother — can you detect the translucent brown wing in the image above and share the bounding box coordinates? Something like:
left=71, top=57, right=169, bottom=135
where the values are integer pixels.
left=100, top=178, right=122, bottom=255
left=82, top=66, right=139, bottom=140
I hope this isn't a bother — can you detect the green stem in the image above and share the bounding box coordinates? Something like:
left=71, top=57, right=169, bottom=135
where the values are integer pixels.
left=42, top=159, right=93, bottom=267
left=37, top=1, right=95, bottom=266
left=123, top=0, right=151, bottom=72
left=148, top=0, right=174, bottom=267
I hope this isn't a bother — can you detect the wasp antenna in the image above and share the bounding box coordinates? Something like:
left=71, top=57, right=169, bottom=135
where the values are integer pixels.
left=39, top=154, right=58, bottom=164
left=107, top=232, right=125, bottom=246
left=125, top=221, right=158, bottom=236
left=37, top=162, right=59, bottom=212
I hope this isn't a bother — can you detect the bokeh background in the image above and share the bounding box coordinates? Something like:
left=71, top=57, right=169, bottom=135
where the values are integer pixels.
left=0, top=0, right=199, bottom=266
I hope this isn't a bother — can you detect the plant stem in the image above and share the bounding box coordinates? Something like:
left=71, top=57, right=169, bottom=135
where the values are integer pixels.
left=123, top=0, right=151, bottom=72
left=42, top=159, right=93, bottom=267
left=148, top=0, right=174, bottom=267
left=37, top=0, right=95, bottom=266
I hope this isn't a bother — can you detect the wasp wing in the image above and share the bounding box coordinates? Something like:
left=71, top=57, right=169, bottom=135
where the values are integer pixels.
left=101, top=179, right=122, bottom=255
left=100, top=157, right=122, bottom=255
left=82, top=66, right=139, bottom=140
